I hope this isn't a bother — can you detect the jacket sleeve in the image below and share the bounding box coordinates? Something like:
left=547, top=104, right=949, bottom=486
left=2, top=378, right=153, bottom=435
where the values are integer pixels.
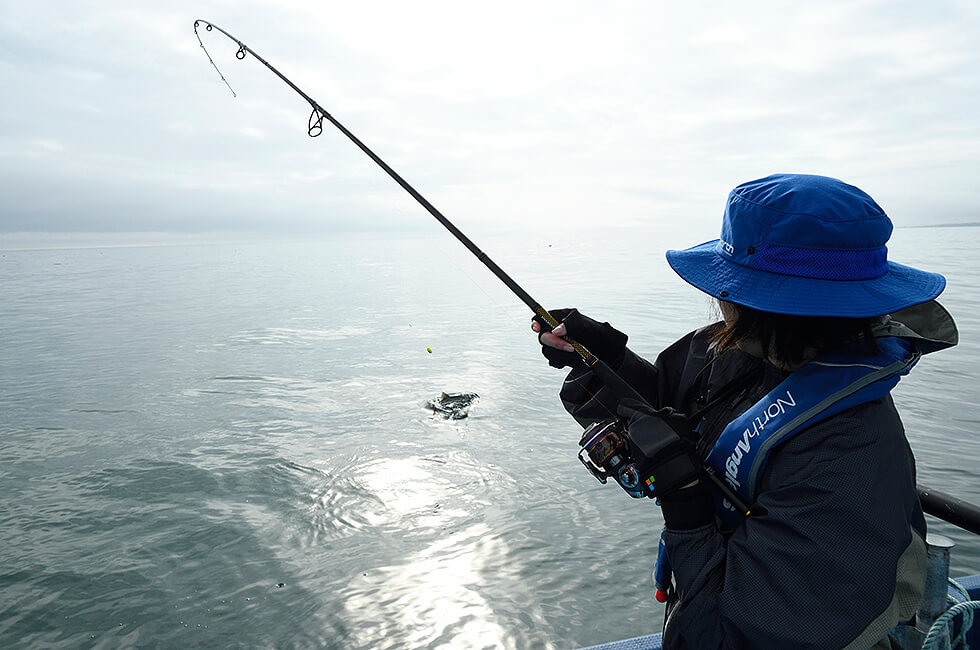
left=559, top=329, right=705, bottom=427
left=662, top=400, right=926, bottom=650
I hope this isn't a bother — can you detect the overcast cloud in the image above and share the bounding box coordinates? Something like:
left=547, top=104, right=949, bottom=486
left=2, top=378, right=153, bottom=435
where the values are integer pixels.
left=1, top=0, right=979, bottom=248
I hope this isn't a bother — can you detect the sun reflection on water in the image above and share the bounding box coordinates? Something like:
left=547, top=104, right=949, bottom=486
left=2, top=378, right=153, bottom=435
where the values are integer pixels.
left=342, top=522, right=516, bottom=650
left=337, top=456, right=528, bottom=649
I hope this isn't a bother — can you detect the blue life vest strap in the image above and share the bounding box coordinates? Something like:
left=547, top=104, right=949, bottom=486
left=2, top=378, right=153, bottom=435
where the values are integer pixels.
left=704, top=337, right=920, bottom=523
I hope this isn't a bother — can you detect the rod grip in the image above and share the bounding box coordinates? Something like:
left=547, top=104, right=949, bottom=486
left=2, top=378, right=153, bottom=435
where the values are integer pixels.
left=533, top=306, right=596, bottom=363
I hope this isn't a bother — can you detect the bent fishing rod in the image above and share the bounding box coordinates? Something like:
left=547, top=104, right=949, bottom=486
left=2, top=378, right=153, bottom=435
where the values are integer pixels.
left=191, top=19, right=746, bottom=516
left=191, top=21, right=980, bottom=536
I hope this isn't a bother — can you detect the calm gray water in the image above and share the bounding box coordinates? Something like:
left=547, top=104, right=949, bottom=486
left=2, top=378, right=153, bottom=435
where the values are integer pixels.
left=2, top=226, right=979, bottom=649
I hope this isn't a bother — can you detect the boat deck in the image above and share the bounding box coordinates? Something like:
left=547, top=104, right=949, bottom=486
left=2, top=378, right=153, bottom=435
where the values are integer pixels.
left=582, top=574, right=980, bottom=650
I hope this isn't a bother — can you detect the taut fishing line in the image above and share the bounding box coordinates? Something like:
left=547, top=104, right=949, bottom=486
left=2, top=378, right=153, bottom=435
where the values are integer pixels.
left=194, top=22, right=237, bottom=98
left=191, top=19, right=751, bottom=514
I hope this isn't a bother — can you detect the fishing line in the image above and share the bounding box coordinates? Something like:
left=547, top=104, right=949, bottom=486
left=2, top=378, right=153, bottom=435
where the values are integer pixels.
left=194, top=22, right=237, bottom=97
left=191, top=19, right=750, bottom=514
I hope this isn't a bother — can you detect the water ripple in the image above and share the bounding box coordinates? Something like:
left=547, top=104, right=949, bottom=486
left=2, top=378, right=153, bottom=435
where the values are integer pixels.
left=3, top=233, right=979, bottom=648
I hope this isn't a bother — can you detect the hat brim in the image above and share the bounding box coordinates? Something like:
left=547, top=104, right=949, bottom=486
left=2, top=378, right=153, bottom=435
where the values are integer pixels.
left=666, top=240, right=946, bottom=317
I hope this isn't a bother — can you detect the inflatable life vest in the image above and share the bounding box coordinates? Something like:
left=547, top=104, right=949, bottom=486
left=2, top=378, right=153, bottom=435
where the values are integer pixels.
left=704, top=335, right=921, bottom=527
left=653, top=336, right=922, bottom=601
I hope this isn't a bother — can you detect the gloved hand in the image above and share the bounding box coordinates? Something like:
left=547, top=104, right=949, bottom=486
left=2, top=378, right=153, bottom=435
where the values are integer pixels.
left=617, top=399, right=715, bottom=530
left=531, top=308, right=628, bottom=369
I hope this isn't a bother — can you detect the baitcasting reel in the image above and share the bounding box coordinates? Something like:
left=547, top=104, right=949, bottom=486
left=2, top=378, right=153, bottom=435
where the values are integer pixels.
left=578, top=420, right=658, bottom=499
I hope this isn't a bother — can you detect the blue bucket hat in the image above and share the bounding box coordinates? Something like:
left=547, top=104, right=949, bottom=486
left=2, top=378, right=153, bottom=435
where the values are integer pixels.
left=666, top=173, right=946, bottom=317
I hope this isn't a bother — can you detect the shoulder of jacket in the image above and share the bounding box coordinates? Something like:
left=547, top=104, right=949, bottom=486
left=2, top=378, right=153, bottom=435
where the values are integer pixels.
left=762, top=398, right=906, bottom=486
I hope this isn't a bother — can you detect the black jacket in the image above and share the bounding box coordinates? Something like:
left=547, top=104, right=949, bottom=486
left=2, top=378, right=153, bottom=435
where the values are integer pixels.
left=558, top=317, right=951, bottom=649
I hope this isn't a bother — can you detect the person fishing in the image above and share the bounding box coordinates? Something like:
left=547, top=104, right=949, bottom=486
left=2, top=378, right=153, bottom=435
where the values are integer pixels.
left=532, top=173, right=959, bottom=649
left=190, top=27, right=980, bottom=645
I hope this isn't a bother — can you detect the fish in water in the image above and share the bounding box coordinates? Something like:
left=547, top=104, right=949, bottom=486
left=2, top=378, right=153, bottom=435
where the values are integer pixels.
left=425, top=392, right=479, bottom=419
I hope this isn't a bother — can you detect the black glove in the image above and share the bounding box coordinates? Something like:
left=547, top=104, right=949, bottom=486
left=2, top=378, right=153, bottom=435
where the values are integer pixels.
left=617, top=399, right=714, bottom=530
left=532, top=308, right=628, bottom=369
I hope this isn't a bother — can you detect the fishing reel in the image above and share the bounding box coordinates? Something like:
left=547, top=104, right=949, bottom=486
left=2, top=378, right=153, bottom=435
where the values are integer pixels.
left=578, top=420, right=658, bottom=499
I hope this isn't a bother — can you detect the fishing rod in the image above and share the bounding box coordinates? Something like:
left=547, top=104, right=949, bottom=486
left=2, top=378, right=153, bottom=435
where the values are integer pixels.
left=192, top=21, right=980, bottom=538
left=192, top=20, right=763, bottom=518
left=192, top=23, right=651, bottom=391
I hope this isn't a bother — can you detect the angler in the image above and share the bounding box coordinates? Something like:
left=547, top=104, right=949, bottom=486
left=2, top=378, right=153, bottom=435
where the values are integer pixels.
left=536, top=174, right=957, bottom=648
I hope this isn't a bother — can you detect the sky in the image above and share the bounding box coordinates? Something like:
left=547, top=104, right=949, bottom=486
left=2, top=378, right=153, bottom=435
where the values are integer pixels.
left=1, top=0, right=979, bottom=248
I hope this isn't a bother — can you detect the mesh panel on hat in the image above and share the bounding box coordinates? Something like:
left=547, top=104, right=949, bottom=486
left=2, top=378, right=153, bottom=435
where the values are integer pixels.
left=751, top=243, right=888, bottom=280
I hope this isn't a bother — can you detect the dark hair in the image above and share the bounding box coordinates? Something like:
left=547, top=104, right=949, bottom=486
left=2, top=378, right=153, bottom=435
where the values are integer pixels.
left=710, top=302, right=880, bottom=367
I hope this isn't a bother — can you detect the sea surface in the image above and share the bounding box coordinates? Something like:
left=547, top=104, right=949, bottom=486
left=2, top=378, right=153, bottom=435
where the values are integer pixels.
left=2, top=225, right=979, bottom=649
